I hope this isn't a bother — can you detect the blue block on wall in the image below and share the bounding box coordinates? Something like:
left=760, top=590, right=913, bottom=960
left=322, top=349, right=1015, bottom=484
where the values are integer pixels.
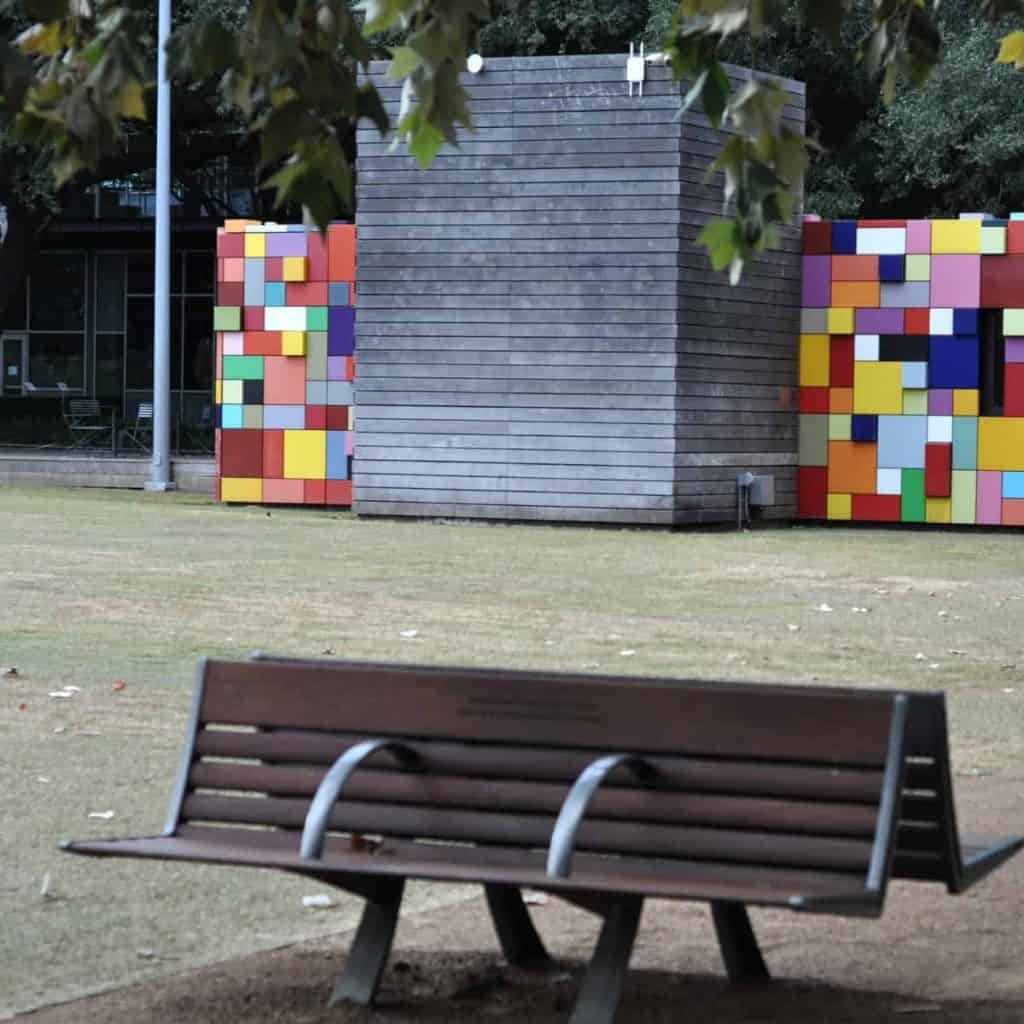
left=264, top=282, right=286, bottom=307
left=879, top=255, right=905, bottom=282
left=953, top=309, right=979, bottom=336
left=328, top=282, right=351, bottom=305
left=851, top=414, right=878, bottom=442
left=929, top=336, right=980, bottom=389
left=832, top=221, right=857, bottom=255
left=326, top=431, right=349, bottom=480
left=877, top=415, right=927, bottom=469
left=221, top=405, right=243, bottom=430
left=952, top=416, right=978, bottom=470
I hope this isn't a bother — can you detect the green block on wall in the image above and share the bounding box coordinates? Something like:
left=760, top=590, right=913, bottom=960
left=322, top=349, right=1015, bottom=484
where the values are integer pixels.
left=952, top=417, right=978, bottom=470
left=222, top=355, right=264, bottom=380
left=306, top=332, right=328, bottom=380
left=222, top=379, right=243, bottom=405
left=828, top=414, right=851, bottom=441
left=243, top=405, right=263, bottom=429
left=799, top=415, right=828, bottom=467
left=951, top=470, right=977, bottom=524
left=307, top=307, right=328, bottom=332
left=901, top=469, right=926, bottom=522
left=213, top=306, right=242, bottom=331
left=1004, top=309, right=1024, bottom=335
left=980, top=226, right=1006, bottom=255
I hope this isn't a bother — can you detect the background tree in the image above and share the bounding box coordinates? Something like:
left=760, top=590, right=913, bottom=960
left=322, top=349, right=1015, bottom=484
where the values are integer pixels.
left=2, top=0, right=1024, bottom=287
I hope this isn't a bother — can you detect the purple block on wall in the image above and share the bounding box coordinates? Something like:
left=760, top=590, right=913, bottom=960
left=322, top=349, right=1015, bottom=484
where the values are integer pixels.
left=328, top=306, right=355, bottom=356
left=832, top=221, right=857, bottom=255
left=801, top=256, right=831, bottom=307
left=1005, top=338, right=1024, bottom=363
left=266, top=232, right=308, bottom=258
left=855, top=308, right=904, bottom=334
left=953, top=309, right=979, bottom=336
left=928, top=389, right=954, bottom=415
left=327, top=356, right=348, bottom=380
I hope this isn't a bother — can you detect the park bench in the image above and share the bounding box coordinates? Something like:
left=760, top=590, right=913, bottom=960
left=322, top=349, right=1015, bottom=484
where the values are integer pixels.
left=62, top=657, right=1023, bottom=1024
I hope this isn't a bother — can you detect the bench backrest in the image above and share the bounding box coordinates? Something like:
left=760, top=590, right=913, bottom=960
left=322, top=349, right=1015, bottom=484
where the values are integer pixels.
left=168, top=658, right=960, bottom=892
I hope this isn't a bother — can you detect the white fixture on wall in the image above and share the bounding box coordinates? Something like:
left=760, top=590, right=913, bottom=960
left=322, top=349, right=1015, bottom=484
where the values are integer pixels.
left=626, top=42, right=646, bottom=96
left=467, top=53, right=484, bottom=74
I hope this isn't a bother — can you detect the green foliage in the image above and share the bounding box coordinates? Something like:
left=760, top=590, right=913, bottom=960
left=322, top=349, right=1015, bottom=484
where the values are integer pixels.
left=480, top=1, right=651, bottom=55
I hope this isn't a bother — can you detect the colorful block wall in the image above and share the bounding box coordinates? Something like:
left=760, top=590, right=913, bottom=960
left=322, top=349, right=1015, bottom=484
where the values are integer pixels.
left=799, top=214, right=1024, bottom=526
left=214, top=220, right=356, bottom=505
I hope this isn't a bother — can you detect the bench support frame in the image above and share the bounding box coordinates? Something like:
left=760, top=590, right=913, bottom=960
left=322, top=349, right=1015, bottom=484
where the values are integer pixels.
left=329, top=878, right=405, bottom=1006
left=710, top=900, right=770, bottom=983
left=485, top=884, right=551, bottom=970
left=569, top=895, right=643, bottom=1024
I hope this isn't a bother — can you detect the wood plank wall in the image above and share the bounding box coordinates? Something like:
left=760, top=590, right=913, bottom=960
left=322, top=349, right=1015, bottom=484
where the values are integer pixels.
left=354, top=55, right=804, bottom=525
left=675, top=70, right=806, bottom=525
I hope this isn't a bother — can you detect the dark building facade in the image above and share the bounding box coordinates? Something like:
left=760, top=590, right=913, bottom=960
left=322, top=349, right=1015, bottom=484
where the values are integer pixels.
left=354, top=54, right=805, bottom=525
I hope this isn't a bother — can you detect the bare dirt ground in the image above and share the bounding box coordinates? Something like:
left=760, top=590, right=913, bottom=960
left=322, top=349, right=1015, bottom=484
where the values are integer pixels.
left=21, top=771, right=1024, bottom=1024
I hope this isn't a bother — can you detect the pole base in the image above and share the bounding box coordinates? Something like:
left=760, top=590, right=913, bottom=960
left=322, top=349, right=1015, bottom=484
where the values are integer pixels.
left=144, top=481, right=177, bottom=492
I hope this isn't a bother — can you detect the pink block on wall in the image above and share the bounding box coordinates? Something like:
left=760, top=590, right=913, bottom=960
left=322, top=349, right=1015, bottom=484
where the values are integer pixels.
left=906, top=220, right=931, bottom=254
left=977, top=471, right=1003, bottom=525
left=262, top=479, right=305, bottom=504
left=930, top=255, right=981, bottom=308
left=223, top=258, right=245, bottom=282
left=1005, top=338, right=1024, bottom=363
left=345, top=430, right=355, bottom=456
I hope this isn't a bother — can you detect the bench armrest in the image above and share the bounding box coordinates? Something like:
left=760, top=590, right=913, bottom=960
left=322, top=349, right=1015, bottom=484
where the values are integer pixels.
left=787, top=890, right=884, bottom=917
left=301, top=739, right=420, bottom=860
left=546, top=753, right=655, bottom=879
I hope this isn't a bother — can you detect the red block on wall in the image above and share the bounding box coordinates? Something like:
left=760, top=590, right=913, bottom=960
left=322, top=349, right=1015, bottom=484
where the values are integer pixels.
left=221, top=429, right=263, bottom=478
left=925, top=443, right=952, bottom=498
left=328, top=225, right=356, bottom=281
left=287, top=282, right=329, bottom=306
left=265, top=257, right=283, bottom=282
left=803, top=222, right=831, bottom=254
left=308, top=232, right=329, bottom=282
left=798, top=467, right=828, bottom=519
left=244, top=332, right=282, bottom=356
left=306, top=405, right=327, bottom=429
left=1008, top=222, right=1024, bottom=255
left=326, top=406, right=350, bottom=430
left=830, top=336, right=854, bottom=387
left=857, top=219, right=906, bottom=228
left=1005, top=364, right=1024, bottom=416
left=305, top=479, right=326, bottom=505
left=217, top=282, right=244, bottom=306
left=326, top=480, right=353, bottom=506
left=217, top=232, right=244, bottom=259
left=243, top=306, right=264, bottom=331
left=981, top=255, right=1024, bottom=307
left=799, top=387, right=830, bottom=414
left=851, top=494, right=901, bottom=522
left=904, top=309, right=931, bottom=335
left=263, top=430, right=284, bottom=479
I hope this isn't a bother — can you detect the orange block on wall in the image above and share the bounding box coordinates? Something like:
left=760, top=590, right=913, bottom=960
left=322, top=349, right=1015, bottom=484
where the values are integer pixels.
left=832, top=255, right=879, bottom=281
left=829, top=388, right=853, bottom=413
left=328, top=225, right=356, bottom=281
left=828, top=440, right=878, bottom=494
left=832, top=280, right=880, bottom=308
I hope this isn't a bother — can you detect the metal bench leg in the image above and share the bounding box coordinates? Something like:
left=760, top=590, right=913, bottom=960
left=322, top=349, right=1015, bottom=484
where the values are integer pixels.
left=568, top=895, right=643, bottom=1024
left=485, top=884, right=551, bottom=970
left=329, top=878, right=404, bottom=1006
left=710, top=900, right=770, bottom=984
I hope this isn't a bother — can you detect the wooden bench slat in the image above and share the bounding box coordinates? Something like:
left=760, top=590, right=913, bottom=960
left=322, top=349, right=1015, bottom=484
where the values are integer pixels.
left=180, top=793, right=875, bottom=872
left=67, top=825, right=872, bottom=908
left=189, top=760, right=882, bottom=837
left=199, top=659, right=897, bottom=766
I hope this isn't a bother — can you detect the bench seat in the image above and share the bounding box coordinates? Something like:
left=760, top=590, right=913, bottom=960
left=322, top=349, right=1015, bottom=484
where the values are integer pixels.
left=65, top=825, right=884, bottom=911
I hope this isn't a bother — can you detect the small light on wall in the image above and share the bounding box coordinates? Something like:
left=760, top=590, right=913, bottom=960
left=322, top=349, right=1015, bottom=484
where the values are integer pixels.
left=467, top=53, right=484, bottom=74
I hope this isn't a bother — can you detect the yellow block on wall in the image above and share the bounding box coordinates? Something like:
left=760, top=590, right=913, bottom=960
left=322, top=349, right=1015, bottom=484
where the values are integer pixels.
left=283, top=429, right=326, bottom=480
left=283, top=256, right=308, bottom=282
left=800, top=334, right=830, bottom=387
left=931, top=219, right=981, bottom=254
left=827, top=307, right=856, bottom=334
left=282, top=331, right=306, bottom=356
left=244, top=232, right=266, bottom=258
left=978, top=417, right=1024, bottom=471
left=953, top=389, right=979, bottom=417
left=926, top=497, right=952, bottom=524
left=221, top=478, right=263, bottom=503
left=854, top=362, right=903, bottom=414
left=827, top=494, right=852, bottom=521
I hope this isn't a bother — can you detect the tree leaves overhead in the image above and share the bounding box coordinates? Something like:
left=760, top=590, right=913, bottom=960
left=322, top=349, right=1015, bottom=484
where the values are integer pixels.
left=1, top=0, right=1024, bottom=276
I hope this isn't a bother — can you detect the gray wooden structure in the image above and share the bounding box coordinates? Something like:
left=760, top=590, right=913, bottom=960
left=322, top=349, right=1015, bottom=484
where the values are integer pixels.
left=354, top=54, right=805, bottom=525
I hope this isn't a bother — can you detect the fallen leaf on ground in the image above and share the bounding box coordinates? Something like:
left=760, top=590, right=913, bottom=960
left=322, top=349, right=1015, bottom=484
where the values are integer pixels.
left=321, top=647, right=336, bottom=655
left=18, top=703, right=27, bottom=711
left=136, top=949, right=158, bottom=960
left=87, top=810, right=115, bottom=820
left=39, top=873, right=53, bottom=899
left=37, top=776, right=50, bottom=783
left=1004, top=688, right=1016, bottom=694
left=522, top=889, right=548, bottom=906
left=817, top=603, right=833, bottom=612
left=2, top=667, right=18, bottom=678
left=48, top=691, right=75, bottom=700
left=400, top=629, right=419, bottom=639
left=111, top=681, right=127, bottom=692
left=302, top=894, right=337, bottom=909
left=786, top=624, right=800, bottom=632
left=948, top=649, right=967, bottom=656
left=619, top=649, right=636, bottom=657
left=929, top=663, right=940, bottom=670
left=52, top=726, right=66, bottom=733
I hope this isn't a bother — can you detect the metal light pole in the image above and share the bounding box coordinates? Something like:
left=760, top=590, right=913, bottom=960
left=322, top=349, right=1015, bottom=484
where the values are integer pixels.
left=146, top=0, right=174, bottom=490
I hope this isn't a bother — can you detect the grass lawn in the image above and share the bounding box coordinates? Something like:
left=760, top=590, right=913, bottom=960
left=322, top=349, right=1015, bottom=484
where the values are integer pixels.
left=1, top=484, right=1022, bottom=1018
